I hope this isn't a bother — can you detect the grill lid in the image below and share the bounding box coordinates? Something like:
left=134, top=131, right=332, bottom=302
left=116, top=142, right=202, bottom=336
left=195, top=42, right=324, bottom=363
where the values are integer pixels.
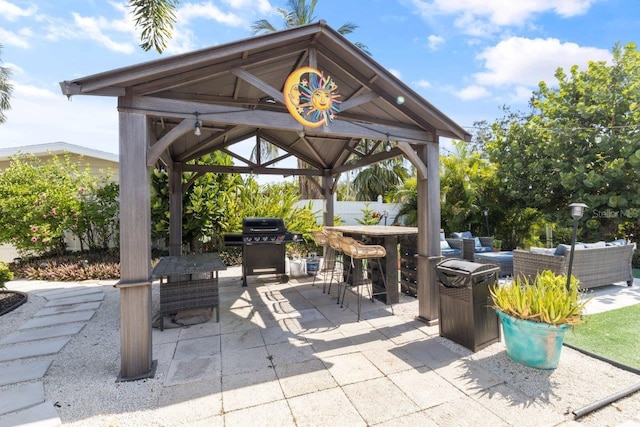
left=242, top=218, right=286, bottom=234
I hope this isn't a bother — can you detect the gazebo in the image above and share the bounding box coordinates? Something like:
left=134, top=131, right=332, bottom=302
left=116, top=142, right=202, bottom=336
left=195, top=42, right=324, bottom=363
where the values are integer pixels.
left=60, top=21, right=471, bottom=381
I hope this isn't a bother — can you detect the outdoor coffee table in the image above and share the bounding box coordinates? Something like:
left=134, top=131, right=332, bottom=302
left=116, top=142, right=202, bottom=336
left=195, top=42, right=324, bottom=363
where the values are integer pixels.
left=474, top=251, right=513, bottom=277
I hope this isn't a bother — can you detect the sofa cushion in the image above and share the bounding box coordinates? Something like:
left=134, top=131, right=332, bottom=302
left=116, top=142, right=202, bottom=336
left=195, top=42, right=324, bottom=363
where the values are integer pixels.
left=530, top=247, right=555, bottom=255
left=452, top=231, right=473, bottom=239
left=583, top=241, right=606, bottom=249
left=442, top=248, right=461, bottom=257
left=475, top=246, right=493, bottom=253
left=606, top=239, right=627, bottom=246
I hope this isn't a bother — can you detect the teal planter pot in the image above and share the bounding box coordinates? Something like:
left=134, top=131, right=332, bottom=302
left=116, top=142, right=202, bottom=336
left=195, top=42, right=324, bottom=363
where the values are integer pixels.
left=497, top=310, right=570, bottom=370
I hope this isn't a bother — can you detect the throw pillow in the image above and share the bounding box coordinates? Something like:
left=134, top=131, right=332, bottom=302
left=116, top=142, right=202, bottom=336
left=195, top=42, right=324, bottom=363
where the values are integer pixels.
left=474, top=237, right=482, bottom=247
left=441, top=240, right=451, bottom=250
left=554, top=244, right=572, bottom=256
left=606, top=239, right=627, bottom=246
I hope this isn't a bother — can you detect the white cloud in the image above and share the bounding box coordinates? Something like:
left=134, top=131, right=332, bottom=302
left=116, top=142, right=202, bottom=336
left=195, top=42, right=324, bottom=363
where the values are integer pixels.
left=72, top=12, right=135, bottom=53
left=388, top=68, right=402, bottom=79
left=0, top=26, right=30, bottom=48
left=456, top=85, right=491, bottom=100
left=411, top=0, right=596, bottom=36
left=223, top=0, right=273, bottom=14
left=473, top=37, right=611, bottom=88
left=427, top=34, right=444, bottom=50
left=0, top=0, right=37, bottom=21
left=0, top=82, right=118, bottom=154
left=177, top=2, right=245, bottom=27
left=415, top=79, right=432, bottom=89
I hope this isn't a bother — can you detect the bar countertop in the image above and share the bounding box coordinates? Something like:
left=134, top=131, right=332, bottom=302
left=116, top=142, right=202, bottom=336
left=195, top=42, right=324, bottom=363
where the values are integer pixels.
left=324, top=225, right=418, bottom=236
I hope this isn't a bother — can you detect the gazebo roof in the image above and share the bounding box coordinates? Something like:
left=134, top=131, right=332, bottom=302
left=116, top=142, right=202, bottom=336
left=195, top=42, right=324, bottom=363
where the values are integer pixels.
left=60, top=21, right=470, bottom=178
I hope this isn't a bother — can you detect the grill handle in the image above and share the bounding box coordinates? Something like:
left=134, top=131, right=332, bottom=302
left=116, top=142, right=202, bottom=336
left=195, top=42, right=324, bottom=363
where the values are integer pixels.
left=249, top=227, right=280, bottom=232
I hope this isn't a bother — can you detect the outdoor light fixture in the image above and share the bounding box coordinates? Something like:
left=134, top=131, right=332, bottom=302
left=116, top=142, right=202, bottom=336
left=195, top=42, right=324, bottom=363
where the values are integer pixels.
left=194, top=112, right=201, bottom=136
left=483, top=208, right=490, bottom=236
left=566, top=202, right=588, bottom=289
left=383, top=210, right=389, bottom=226
left=385, top=134, right=391, bottom=152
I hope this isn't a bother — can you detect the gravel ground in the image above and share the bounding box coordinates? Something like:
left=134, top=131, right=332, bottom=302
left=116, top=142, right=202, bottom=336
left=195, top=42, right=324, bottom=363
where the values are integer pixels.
left=2, top=273, right=640, bottom=426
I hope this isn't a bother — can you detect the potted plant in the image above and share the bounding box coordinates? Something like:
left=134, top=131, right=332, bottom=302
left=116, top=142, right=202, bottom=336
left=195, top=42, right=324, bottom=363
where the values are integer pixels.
left=492, top=239, right=502, bottom=252
left=489, top=270, right=591, bottom=369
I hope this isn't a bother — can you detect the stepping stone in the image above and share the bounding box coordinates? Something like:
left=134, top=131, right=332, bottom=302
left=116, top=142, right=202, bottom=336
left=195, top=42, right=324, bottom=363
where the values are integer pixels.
left=0, top=401, right=61, bottom=427
left=0, top=337, right=70, bottom=362
left=19, top=311, right=95, bottom=330
left=35, top=301, right=102, bottom=317
left=43, top=287, right=102, bottom=300
left=0, top=359, right=53, bottom=386
left=0, top=323, right=85, bottom=345
left=44, top=293, right=104, bottom=307
left=0, top=382, right=45, bottom=416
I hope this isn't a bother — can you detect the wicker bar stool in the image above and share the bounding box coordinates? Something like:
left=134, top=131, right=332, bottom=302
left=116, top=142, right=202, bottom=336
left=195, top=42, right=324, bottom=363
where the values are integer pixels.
left=311, top=229, right=333, bottom=289
left=325, top=232, right=345, bottom=295
left=339, top=237, right=387, bottom=321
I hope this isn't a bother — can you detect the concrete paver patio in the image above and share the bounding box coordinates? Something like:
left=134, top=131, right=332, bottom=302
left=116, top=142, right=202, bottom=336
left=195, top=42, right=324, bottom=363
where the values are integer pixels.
left=0, top=267, right=639, bottom=426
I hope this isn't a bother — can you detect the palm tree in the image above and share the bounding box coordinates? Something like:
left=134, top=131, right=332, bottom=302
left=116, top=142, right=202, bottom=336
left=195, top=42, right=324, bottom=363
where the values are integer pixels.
left=0, top=44, right=13, bottom=124
left=253, top=0, right=370, bottom=198
left=252, top=0, right=370, bottom=54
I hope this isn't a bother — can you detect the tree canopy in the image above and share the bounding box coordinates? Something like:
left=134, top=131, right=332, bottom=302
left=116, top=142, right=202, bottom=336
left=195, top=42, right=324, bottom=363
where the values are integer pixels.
left=487, top=42, right=640, bottom=241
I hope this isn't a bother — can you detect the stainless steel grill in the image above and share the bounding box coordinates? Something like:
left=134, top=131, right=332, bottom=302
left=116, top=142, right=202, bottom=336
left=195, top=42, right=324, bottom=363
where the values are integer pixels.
left=224, top=218, right=302, bottom=286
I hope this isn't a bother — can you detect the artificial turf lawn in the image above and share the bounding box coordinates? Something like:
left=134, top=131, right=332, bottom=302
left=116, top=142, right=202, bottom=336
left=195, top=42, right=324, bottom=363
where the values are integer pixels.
left=564, top=303, right=640, bottom=371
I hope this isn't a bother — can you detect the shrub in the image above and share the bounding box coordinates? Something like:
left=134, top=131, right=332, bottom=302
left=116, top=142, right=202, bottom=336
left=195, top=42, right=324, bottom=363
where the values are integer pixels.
left=0, top=261, right=14, bottom=288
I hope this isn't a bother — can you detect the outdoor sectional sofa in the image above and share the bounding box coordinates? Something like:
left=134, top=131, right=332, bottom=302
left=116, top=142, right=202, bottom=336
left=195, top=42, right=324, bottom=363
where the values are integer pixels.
left=513, top=240, right=635, bottom=289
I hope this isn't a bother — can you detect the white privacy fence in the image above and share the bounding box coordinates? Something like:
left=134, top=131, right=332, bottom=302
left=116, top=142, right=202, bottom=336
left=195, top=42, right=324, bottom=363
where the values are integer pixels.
left=295, top=195, right=405, bottom=226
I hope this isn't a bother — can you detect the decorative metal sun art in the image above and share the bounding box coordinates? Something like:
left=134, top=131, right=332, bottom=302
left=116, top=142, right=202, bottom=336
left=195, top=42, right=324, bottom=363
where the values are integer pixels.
left=283, top=66, right=341, bottom=128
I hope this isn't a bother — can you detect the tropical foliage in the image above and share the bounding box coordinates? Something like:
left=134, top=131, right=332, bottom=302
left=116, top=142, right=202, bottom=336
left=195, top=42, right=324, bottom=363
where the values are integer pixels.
left=487, top=42, right=640, bottom=242
left=151, top=152, right=244, bottom=252
left=0, top=43, right=13, bottom=124
left=0, top=154, right=114, bottom=255
left=129, top=0, right=179, bottom=53
left=490, top=270, right=591, bottom=326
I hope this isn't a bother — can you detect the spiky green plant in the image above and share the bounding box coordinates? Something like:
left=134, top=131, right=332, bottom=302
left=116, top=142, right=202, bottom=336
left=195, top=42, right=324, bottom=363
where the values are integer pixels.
left=490, top=270, right=592, bottom=326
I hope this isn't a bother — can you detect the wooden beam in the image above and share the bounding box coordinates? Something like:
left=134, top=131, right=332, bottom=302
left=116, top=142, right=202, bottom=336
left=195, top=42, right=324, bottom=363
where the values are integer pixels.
left=123, top=96, right=434, bottom=143
left=230, top=68, right=285, bottom=104
left=397, top=141, right=428, bottom=180
left=340, top=92, right=379, bottom=111
left=332, top=147, right=403, bottom=174
left=147, top=119, right=193, bottom=167
left=169, top=163, right=183, bottom=256
left=182, top=164, right=322, bottom=176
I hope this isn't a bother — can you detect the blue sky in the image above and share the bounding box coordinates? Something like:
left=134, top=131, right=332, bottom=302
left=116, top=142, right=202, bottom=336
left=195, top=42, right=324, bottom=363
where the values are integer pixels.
left=0, top=0, right=638, bottom=157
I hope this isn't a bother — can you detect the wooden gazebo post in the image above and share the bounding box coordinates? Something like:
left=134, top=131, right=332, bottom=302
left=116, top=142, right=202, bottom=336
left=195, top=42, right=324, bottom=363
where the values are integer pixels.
left=416, top=140, right=442, bottom=324
left=115, top=93, right=155, bottom=381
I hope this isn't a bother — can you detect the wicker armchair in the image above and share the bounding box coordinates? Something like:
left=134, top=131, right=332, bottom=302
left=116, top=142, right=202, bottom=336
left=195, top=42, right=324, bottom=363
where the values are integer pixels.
left=449, top=231, right=494, bottom=260
left=440, top=230, right=463, bottom=258
left=513, top=243, right=635, bottom=289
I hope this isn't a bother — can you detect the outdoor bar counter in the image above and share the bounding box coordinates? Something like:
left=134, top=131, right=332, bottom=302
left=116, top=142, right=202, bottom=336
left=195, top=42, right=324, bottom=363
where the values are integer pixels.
left=325, top=225, right=418, bottom=304
left=152, top=253, right=226, bottom=330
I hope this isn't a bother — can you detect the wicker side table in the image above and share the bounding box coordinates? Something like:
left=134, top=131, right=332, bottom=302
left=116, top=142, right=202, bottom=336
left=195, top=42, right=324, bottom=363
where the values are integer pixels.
left=152, top=253, right=226, bottom=330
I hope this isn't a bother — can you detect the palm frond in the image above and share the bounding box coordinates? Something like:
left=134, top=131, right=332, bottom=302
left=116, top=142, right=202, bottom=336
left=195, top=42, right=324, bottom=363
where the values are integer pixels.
left=129, top=0, right=178, bottom=53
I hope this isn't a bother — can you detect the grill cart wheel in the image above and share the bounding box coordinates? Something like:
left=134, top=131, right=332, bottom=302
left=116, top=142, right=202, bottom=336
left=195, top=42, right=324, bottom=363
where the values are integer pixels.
left=280, top=274, right=289, bottom=283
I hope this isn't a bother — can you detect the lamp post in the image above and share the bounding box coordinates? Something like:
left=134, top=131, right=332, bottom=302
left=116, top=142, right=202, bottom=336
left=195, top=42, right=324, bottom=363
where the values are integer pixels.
left=566, top=202, right=588, bottom=289
left=483, top=209, right=490, bottom=236
left=383, top=210, right=389, bottom=226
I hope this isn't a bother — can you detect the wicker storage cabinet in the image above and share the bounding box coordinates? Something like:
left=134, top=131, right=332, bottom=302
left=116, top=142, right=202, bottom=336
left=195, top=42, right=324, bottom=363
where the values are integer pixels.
left=436, top=260, right=500, bottom=352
